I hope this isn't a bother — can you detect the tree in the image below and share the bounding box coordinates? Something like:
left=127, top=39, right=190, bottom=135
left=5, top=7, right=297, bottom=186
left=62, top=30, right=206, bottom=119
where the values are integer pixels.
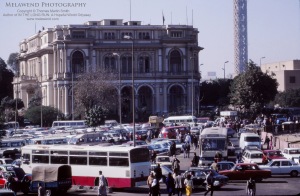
left=0, top=96, right=24, bottom=123
left=200, top=79, right=232, bottom=108
left=0, top=57, right=14, bottom=100
left=6, top=53, right=19, bottom=73
left=74, top=69, right=118, bottom=116
left=229, top=61, right=278, bottom=118
left=85, top=105, right=108, bottom=127
left=274, top=88, right=300, bottom=108
left=24, top=106, right=63, bottom=127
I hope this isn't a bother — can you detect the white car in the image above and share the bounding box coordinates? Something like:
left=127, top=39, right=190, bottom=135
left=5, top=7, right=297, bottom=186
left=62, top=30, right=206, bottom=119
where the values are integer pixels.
left=259, top=159, right=300, bottom=177
left=155, top=155, right=172, bottom=169
left=282, top=148, right=300, bottom=163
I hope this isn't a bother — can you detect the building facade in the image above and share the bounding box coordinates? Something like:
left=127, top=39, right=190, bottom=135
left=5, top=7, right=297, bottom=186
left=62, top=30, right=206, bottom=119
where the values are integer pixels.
left=261, top=60, right=300, bottom=92
left=13, top=19, right=203, bottom=122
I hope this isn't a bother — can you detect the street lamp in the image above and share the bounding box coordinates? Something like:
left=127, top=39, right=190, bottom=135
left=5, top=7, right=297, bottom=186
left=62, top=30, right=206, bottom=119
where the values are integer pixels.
left=198, top=63, right=203, bottom=115
left=260, top=56, right=265, bottom=67
left=190, top=56, right=195, bottom=116
left=113, top=53, right=122, bottom=125
left=124, top=35, right=135, bottom=147
left=222, top=61, right=229, bottom=79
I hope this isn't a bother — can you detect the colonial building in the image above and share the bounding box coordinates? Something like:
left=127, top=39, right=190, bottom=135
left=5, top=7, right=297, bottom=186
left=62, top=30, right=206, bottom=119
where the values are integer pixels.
left=261, top=60, right=300, bottom=92
left=13, top=19, right=203, bottom=122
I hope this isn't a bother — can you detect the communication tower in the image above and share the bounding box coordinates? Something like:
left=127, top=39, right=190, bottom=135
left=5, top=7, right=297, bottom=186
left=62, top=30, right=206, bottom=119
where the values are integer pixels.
left=234, top=0, right=248, bottom=75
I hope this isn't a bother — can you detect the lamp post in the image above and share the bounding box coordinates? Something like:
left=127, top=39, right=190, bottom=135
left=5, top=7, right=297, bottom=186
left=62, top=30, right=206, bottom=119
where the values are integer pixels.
left=113, top=53, right=122, bottom=125
left=260, top=56, right=265, bottom=67
left=124, top=35, right=135, bottom=147
left=190, top=56, right=195, bottom=116
left=223, top=61, right=229, bottom=79
left=198, top=63, right=203, bottom=115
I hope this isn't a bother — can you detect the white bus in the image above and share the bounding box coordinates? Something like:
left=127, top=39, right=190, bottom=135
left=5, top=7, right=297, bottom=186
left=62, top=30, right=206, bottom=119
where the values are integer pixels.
left=199, top=127, right=228, bottom=166
left=162, top=115, right=197, bottom=126
left=20, top=145, right=150, bottom=188
left=51, top=120, right=87, bottom=128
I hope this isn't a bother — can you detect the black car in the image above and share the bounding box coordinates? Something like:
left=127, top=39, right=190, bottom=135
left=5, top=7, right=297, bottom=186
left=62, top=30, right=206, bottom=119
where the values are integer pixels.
left=182, top=167, right=228, bottom=189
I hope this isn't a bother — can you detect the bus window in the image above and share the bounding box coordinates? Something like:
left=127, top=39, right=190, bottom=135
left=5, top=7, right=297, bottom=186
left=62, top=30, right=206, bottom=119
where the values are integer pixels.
left=51, top=156, right=68, bottom=164
left=109, top=157, right=129, bottom=166
left=32, top=155, right=49, bottom=163
left=70, top=157, right=87, bottom=165
left=89, top=157, right=107, bottom=166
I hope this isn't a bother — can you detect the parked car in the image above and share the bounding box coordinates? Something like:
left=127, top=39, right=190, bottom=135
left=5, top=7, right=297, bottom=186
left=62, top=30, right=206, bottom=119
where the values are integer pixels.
left=219, top=163, right=271, bottom=182
left=259, top=159, right=300, bottom=177
left=182, top=167, right=228, bottom=189
left=155, top=156, right=172, bottom=169
left=282, top=148, right=300, bottom=163
left=0, top=189, right=15, bottom=196
left=262, top=150, right=285, bottom=164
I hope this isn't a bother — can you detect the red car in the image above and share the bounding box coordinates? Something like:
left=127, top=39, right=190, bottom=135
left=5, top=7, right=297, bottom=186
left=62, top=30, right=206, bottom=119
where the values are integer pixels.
left=262, top=150, right=285, bottom=164
left=219, top=163, right=271, bottom=182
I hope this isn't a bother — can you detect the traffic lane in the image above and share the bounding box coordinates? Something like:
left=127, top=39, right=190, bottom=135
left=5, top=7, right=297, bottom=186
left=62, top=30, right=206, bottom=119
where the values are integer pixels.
left=64, top=177, right=300, bottom=196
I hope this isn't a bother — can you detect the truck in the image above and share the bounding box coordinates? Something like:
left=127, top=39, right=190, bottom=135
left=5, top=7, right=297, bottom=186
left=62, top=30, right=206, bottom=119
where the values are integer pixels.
left=15, top=165, right=72, bottom=196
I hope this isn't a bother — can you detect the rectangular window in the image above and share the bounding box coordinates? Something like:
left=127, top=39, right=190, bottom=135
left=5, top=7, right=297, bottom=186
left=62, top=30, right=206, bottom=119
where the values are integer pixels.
left=109, top=157, right=129, bottom=166
left=32, top=150, right=49, bottom=154
left=89, top=151, right=107, bottom=156
left=70, top=151, right=87, bottom=155
left=70, top=156, right=87, bottom=165
left=32, top=155, right=49, bottom=163
left=290, top=76, right=296, bottom=83
left=110, top=21, right=117, bottom=25
left=50, top=150, right=68, bottom=155
left=51, top=156, right=68, bottom=164
left=72, top=31, right=85, bottom=39
left=89, top=157, right=107, bottom=166
left=109, top=152, right=128, bottom=157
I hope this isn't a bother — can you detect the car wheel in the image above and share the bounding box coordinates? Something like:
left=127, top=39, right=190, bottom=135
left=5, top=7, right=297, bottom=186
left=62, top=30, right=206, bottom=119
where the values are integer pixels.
left=290, top=170, right=298, bottom=177
left=46, top=189, right=52, bottom=196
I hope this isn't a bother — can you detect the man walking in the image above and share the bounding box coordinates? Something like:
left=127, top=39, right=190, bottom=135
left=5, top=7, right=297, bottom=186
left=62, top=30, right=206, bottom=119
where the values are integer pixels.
left=98, top=171, right=107, bottom=196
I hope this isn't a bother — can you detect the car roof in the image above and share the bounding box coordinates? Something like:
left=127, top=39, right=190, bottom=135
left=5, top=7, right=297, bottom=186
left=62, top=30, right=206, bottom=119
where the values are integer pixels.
left=270, top=159, right=291, bottom=161
left=236, top=163, right=258, bottom=166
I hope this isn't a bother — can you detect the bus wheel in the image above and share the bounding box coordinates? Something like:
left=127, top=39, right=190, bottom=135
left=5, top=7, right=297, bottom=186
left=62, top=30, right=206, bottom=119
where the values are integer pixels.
left=46, top=189, right=52, bottom=196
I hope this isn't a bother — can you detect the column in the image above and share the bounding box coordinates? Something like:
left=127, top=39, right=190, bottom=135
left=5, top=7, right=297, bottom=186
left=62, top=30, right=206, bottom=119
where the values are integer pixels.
left=64, top=85, right=69, bottom=115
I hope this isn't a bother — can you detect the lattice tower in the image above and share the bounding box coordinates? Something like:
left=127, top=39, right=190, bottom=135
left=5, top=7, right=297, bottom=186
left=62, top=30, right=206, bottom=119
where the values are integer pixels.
left=234, top=0, right=248, bottom=75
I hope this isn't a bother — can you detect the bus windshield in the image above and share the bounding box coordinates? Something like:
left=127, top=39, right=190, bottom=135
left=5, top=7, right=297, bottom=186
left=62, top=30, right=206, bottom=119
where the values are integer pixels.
left=201, top=138, right=226, bottom=151
left=245, top=137, right=260, bottom=142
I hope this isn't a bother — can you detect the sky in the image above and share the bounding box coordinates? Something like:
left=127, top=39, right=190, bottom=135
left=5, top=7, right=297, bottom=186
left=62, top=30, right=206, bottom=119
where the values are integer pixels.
left=0, top=0, right=299, bottom=78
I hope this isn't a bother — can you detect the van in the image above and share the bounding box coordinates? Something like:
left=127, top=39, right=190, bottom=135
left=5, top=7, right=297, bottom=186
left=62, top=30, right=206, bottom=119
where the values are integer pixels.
left=239, top=133, right=261, bottom=150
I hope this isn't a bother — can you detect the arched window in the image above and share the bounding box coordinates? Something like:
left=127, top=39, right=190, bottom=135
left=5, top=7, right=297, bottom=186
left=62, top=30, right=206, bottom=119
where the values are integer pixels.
left=71, top=51, right=84, bottom=74
left=170, top=50, right=182, bottom=74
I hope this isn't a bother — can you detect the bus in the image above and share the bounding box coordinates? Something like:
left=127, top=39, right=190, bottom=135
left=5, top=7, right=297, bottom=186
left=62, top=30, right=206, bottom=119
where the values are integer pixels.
left=20, top=145, right=150, bottom=188
left=162, top=115, right=197, bottom=126
left=199, top=127, right=228, bottom=166
left=51, top=120, right=87, bottom=128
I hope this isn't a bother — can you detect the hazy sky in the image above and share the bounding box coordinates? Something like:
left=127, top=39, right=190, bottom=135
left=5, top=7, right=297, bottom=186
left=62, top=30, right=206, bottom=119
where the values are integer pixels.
left=0, top=0, right=299, bottom=78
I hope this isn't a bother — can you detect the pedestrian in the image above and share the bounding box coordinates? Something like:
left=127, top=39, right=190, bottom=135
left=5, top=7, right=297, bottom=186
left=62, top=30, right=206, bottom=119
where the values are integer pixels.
left=154, top=163, right=162, bottom=182
left=192, top=135, right=198, bottom=150
left=184, top=174, right=194, bottom=196
left=147, top=172, right=155, bottom=196
left=204, top=170, right=214, bottom=196
left=210, top=160, right=218, bottom=172
left=38, top=182, right=45, bottom=196
left=182, top=142, right=187, bottom=158
left=174, top=172, right=184, bottom=196
left=186, top=142, right=191, bottom=158
left=151, top=178, right=160, bottom=196
left=151, top=150, right=157, bottom=163
left=172, top=155, right=181, bottom=175
left=191, top=152, right=199, bottom=167
left=265, top=135, right=270, bottom=150
left=170, top=141, right=176, bottom=157
left=98, top=171, right=107, bottom=196
left=165, top=172, right=175, bottom=196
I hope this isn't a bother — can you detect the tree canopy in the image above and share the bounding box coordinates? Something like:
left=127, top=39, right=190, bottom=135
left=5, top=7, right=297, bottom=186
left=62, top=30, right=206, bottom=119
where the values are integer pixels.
left=74, top=69, right=118, bottom=114
left=229, top=61, right=278, bottom=116
left=0, top=57, right=14, bottom=100
left=274, top=88, right=300, bottom=108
